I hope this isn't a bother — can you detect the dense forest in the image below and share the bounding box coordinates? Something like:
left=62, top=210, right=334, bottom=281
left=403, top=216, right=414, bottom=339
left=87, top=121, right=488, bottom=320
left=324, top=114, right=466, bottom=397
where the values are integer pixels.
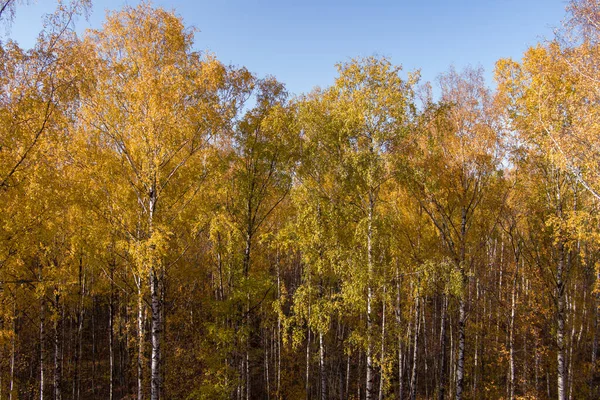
left=2, top=0, right=600, bottom=399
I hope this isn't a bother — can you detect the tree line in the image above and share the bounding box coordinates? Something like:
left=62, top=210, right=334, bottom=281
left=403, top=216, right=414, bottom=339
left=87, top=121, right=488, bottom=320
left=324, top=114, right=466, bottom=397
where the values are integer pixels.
left=1, top=1, right=600, bottom=399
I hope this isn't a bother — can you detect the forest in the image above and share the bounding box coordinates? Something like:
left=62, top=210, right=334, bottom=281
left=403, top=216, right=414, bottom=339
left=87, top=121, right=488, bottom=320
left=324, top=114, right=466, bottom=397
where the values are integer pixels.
left=1, top=0, right=600, bottom=399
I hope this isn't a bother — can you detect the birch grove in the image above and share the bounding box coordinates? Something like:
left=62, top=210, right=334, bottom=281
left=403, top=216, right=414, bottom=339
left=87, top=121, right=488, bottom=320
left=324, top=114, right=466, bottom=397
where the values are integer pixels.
left=1, top=1, right=600, bottom=399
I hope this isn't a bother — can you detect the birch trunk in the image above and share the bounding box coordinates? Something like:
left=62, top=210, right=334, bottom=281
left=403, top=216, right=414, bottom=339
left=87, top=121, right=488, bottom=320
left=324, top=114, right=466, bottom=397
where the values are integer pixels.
left=277, top=258, right=282, bottom=399
left=137, top=281, right=144, bottom=400
left=53, top=293, right=62, bottom=400
left=592, top=290, right=599, bottom=393
left=455, top=296, right=467, bottom=400
left=73, top=259, right=84, bottom=400
left=378, top=285, right=386, bottom=400
left=455, top=208, right=468, bottom=400
left=557, top=241, right=566, bottom=400
left=568, top=296, right=576, bottom=400
left=150, top=269, right=161, bottom=400
left=366, top=189, right=375, bottom=400
left=346, top=353, right=351, bottom=400
left=410, top=295, right=420, bottom=400
left=9, top=299, right=16, bottom=400
left=319, top=331, right=326, bottom=400
left=509, top=258, right=519, bottom=400
left=109, top=266, right=115, bottom=400
left=40, top=293, right=45, bottom=400
left=397, top=265, right=404, bottom=400
left=149, top=184, right=162, bottom=400
left=306, top=303, right=311, bottom=400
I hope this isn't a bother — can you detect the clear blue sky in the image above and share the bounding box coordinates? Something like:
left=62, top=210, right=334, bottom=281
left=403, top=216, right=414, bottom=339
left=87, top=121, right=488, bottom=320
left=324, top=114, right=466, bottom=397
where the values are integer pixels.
left=6, top=0, right=568, bottom=95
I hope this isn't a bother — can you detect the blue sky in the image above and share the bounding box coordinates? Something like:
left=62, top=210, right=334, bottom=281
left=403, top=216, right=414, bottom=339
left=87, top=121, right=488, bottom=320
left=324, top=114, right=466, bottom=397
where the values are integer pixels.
left=6, top=0, right=568, bottom=95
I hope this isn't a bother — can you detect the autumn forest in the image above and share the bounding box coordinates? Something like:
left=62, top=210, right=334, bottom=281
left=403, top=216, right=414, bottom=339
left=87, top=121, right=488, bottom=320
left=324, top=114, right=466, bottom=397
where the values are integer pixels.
left=2, top=0, right=600, bottom=399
